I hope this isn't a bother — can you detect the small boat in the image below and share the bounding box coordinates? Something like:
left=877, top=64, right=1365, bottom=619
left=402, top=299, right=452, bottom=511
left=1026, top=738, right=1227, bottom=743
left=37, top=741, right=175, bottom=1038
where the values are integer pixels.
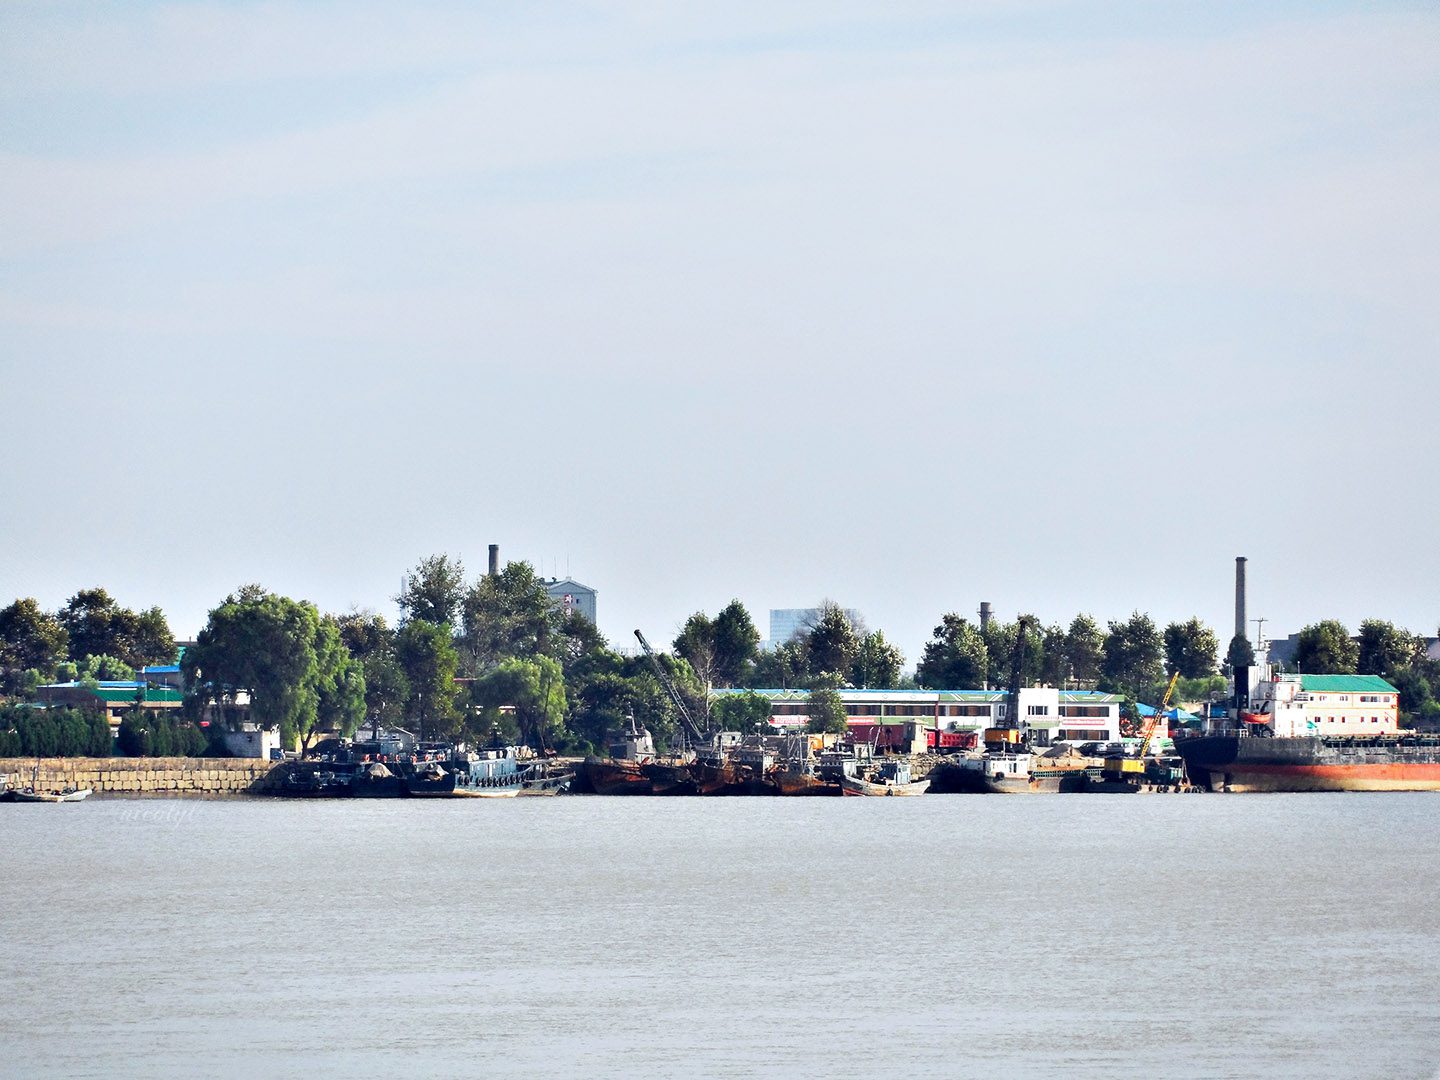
left=518, top=769, right=574, bottom=796
left=10, top=786, right=93, bottom=803
left=839, top=759, right=930, bottom=797
left=582, top=715, right=658, bottom=795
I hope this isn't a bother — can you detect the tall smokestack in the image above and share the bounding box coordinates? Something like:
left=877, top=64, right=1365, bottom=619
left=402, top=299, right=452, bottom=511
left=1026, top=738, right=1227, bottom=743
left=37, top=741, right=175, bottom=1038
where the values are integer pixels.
left=488, top=544, right=500, bottom=578
left=1234, top=556, right=1247, bottom=644
left=979, top=602, right=992, bottom=631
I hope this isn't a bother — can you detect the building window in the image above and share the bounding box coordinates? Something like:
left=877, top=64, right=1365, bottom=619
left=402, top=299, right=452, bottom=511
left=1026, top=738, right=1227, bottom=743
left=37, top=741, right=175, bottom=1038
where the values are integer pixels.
left=1026, top=705, right=1049, bottom=716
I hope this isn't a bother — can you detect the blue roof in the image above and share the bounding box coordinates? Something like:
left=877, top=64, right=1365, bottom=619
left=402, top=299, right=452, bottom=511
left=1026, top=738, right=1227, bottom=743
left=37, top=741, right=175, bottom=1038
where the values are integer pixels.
left=143, top=665, right=181, bottom=674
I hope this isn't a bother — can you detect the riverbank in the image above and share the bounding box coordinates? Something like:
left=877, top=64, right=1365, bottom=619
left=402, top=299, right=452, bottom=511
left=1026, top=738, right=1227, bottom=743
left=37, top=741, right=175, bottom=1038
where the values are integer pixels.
left=0, top=756, right=280, bottom=797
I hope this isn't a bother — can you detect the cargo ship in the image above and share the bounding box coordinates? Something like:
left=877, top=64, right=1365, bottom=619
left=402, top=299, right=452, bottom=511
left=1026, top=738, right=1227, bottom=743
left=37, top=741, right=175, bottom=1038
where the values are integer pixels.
left=1176, top=733, right=1440, bottom=792
left=1177, top=669, right=1440, bottom=791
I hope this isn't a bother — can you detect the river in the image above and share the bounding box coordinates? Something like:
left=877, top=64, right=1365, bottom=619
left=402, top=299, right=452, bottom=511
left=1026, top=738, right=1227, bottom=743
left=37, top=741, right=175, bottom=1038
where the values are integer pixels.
left=2, top=793, right=1438, bottom=1079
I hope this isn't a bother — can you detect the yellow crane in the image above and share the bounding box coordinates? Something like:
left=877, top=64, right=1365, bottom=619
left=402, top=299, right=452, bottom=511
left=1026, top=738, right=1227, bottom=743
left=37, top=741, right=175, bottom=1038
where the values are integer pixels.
left=1109, top=670, right=1181, bottom=775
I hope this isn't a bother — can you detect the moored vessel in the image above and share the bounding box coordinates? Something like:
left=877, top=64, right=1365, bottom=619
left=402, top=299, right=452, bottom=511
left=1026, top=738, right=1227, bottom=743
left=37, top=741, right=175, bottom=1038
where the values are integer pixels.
left=1177, top=733, right=1440, bottom=792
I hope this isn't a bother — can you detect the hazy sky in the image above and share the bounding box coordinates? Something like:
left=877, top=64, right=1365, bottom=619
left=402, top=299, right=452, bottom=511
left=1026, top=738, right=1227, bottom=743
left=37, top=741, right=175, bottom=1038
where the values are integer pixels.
left=2, top=1, right=1437, bottom=664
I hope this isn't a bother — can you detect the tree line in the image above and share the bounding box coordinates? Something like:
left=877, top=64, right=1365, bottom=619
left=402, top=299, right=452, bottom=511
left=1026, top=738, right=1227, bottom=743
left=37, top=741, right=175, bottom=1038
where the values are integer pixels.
left=3, top=564, right=1438, bottom=755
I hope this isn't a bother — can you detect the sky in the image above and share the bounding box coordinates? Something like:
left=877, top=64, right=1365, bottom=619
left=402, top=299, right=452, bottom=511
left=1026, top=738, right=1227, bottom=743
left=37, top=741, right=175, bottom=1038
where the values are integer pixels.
left=2, top=0, right=1437, bottom=664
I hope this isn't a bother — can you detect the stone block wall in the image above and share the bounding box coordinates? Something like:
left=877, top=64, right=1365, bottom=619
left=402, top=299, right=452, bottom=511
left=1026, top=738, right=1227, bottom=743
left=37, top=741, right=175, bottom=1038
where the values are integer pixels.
left=0, top=757, right=280, bottom=797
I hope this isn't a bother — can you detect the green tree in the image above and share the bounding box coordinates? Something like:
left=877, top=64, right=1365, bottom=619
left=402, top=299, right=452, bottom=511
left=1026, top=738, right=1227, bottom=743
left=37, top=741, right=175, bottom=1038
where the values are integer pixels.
left=1100, top=612, right=1165, bottom=701
left=79, top=654, right=135, bottom=682
left=397, top=554, right=467, bottom=627
left=1063, top=615, right=1106, bottom=686
left=915, top=614, right=989, bottom=689
left=804, top=602, right=859, bottom=682
left=711, top=691, right=773, bottom=735
left=333, top=611, right=409, bottom=736
left=1225, top=634, right=1255, bottom=672
left=131, top=607, right=177, bottom=666
left=460, top=561, right=560, bottom=670
left=0, top=598, right=68, bottom=693
left=851, top=630, right=903, bottom=689
left=747, top=639, right=809, bottom=689
left=711, top=600, right=760, bottom=686
left=983, top=617, right=1046, bottom=688
left=805, top=687, right=850, bottom=735
left=1292, top=620, right=1359, bottom=674
left=472, top=655, right=568, bottom=749
left=1163, top=618, right=1219, bottom=679
left=183, top=588, right=359, bottom=754
left=673, top=612, right=719, bottom=691
left=1356, top=620, right=1421, bottom=679
left=395, top=618, right=461, bottom=741
left=312, top=618, right=366, bottom=752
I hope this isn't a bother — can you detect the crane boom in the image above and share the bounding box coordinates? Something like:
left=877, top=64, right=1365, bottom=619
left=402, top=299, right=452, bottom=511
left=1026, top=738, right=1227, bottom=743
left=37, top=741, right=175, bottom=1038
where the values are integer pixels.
left=1138, top=670, right=1181, bottom=759
left=634, top=629, right=709, bottom=744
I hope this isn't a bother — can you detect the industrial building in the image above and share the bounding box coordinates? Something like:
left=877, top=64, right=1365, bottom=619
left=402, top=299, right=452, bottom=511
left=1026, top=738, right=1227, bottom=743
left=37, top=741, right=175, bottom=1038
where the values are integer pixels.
left=713, top=687, right=1124, bottom=745
left=544, top=578, right=597, bottom=623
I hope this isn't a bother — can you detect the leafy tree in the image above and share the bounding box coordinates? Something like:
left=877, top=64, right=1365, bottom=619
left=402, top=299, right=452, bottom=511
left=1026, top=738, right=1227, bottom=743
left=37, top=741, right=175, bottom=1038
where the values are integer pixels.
left=982, top=617, right=1045, bottom=688
left=851, top=630, right=903, bottom=689
left=747, top=640, right=809, bottom=689
left=1356, top=620, right=1421, bottom=679
left=0, top=704, right=111, bottom=757
left=1100, top=612, right=1165, bottom=701
left=555, top=610, right=609, bottom=677
left=916, top=615, right=989, bottom=689
left=397, top=554, right=467, bottom=627
left=312, top=619, right=366, bottom=752
left=711, top=691, right=773, bottom=735
left=471, top=656, right=568, bottom=749
left=1292, top=620, right=1359, bottom=674
left=1163, top=618, right=1219, bottom=679
left=1224, top=634, right=1255, bottom=672
left=0, top=598, right=68, bottom=693
left=131, top=607, right=177, bottom=666
left=460, top=561, right=560, bottom=670
left=1063, top=615, right=1107, bottom=686
left=79, top=654, right=135, bottom=682
left=395, top=618, right=461, bottom=741
left=711, top=600, right=760, bottom=686
left=673, top=612, right=719, bottom=691
left=183, top=588, right=361, bottom=754
left=333, top=611, right=409, bottom=737
left=805, top=687, right=850, bottom=735
left=804, top=602, right=859, bottom=681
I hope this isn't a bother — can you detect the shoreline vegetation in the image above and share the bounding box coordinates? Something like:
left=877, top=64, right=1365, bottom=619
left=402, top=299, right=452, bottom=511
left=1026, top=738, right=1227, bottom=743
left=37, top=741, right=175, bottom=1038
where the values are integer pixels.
left=2, top=554, right=1438, bottom=760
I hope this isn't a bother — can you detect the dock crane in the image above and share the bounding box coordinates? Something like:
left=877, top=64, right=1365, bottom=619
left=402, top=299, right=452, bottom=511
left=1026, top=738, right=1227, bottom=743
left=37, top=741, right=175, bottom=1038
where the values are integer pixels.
left=986, top=615, right=1036, bottom=749
left=1106, top=669, right=1181, bottom=777
left=633, top=629, right=711, bottom=747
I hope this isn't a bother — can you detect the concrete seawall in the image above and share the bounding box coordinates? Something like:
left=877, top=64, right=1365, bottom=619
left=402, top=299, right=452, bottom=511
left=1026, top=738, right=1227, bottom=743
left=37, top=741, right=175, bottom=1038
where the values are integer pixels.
left=0, top=757, right=280, bottom=797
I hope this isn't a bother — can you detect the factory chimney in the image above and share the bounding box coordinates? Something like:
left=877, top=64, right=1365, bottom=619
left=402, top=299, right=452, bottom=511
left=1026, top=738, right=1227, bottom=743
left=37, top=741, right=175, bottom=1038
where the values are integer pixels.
left=979, top=602, right=992, bottom=631
left=488, top=544, right=500, bottom=578
left=1234, top=556, right=1247, bottom=644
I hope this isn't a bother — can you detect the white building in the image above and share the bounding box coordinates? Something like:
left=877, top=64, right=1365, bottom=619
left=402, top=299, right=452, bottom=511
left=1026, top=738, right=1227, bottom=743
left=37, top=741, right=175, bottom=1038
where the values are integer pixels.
left=1242, top=672, right=1400, bottom=737
left=715, top=687, right=1122, bottom=745
left=544, top=578, right=597, bottom=624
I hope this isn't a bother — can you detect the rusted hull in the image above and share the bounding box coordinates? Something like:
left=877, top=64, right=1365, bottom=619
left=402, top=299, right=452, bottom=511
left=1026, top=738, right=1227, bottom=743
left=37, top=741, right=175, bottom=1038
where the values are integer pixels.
left=691, top=762, right=740, bottom=795
left=1178, top=735, right=1440, bottom=792
left=771, top=771, right=841, bottom=796
left=645, top=763, right=699, bottom=796
left=1199, top=763, right=1440, bottom=793
left=582, top=759, right=651, bottom=796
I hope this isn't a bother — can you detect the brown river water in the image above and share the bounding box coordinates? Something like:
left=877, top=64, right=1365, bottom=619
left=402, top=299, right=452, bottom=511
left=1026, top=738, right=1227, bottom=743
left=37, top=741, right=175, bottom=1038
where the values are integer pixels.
left=2, top=793, right=1438, bottom=1079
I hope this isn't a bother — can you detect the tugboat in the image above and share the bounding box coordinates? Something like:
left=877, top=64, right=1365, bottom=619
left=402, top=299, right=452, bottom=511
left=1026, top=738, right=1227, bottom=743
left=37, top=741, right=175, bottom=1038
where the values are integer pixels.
left=581, top=714, right=657, bottom=796
left=839, top=757, right=930, bottom=796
